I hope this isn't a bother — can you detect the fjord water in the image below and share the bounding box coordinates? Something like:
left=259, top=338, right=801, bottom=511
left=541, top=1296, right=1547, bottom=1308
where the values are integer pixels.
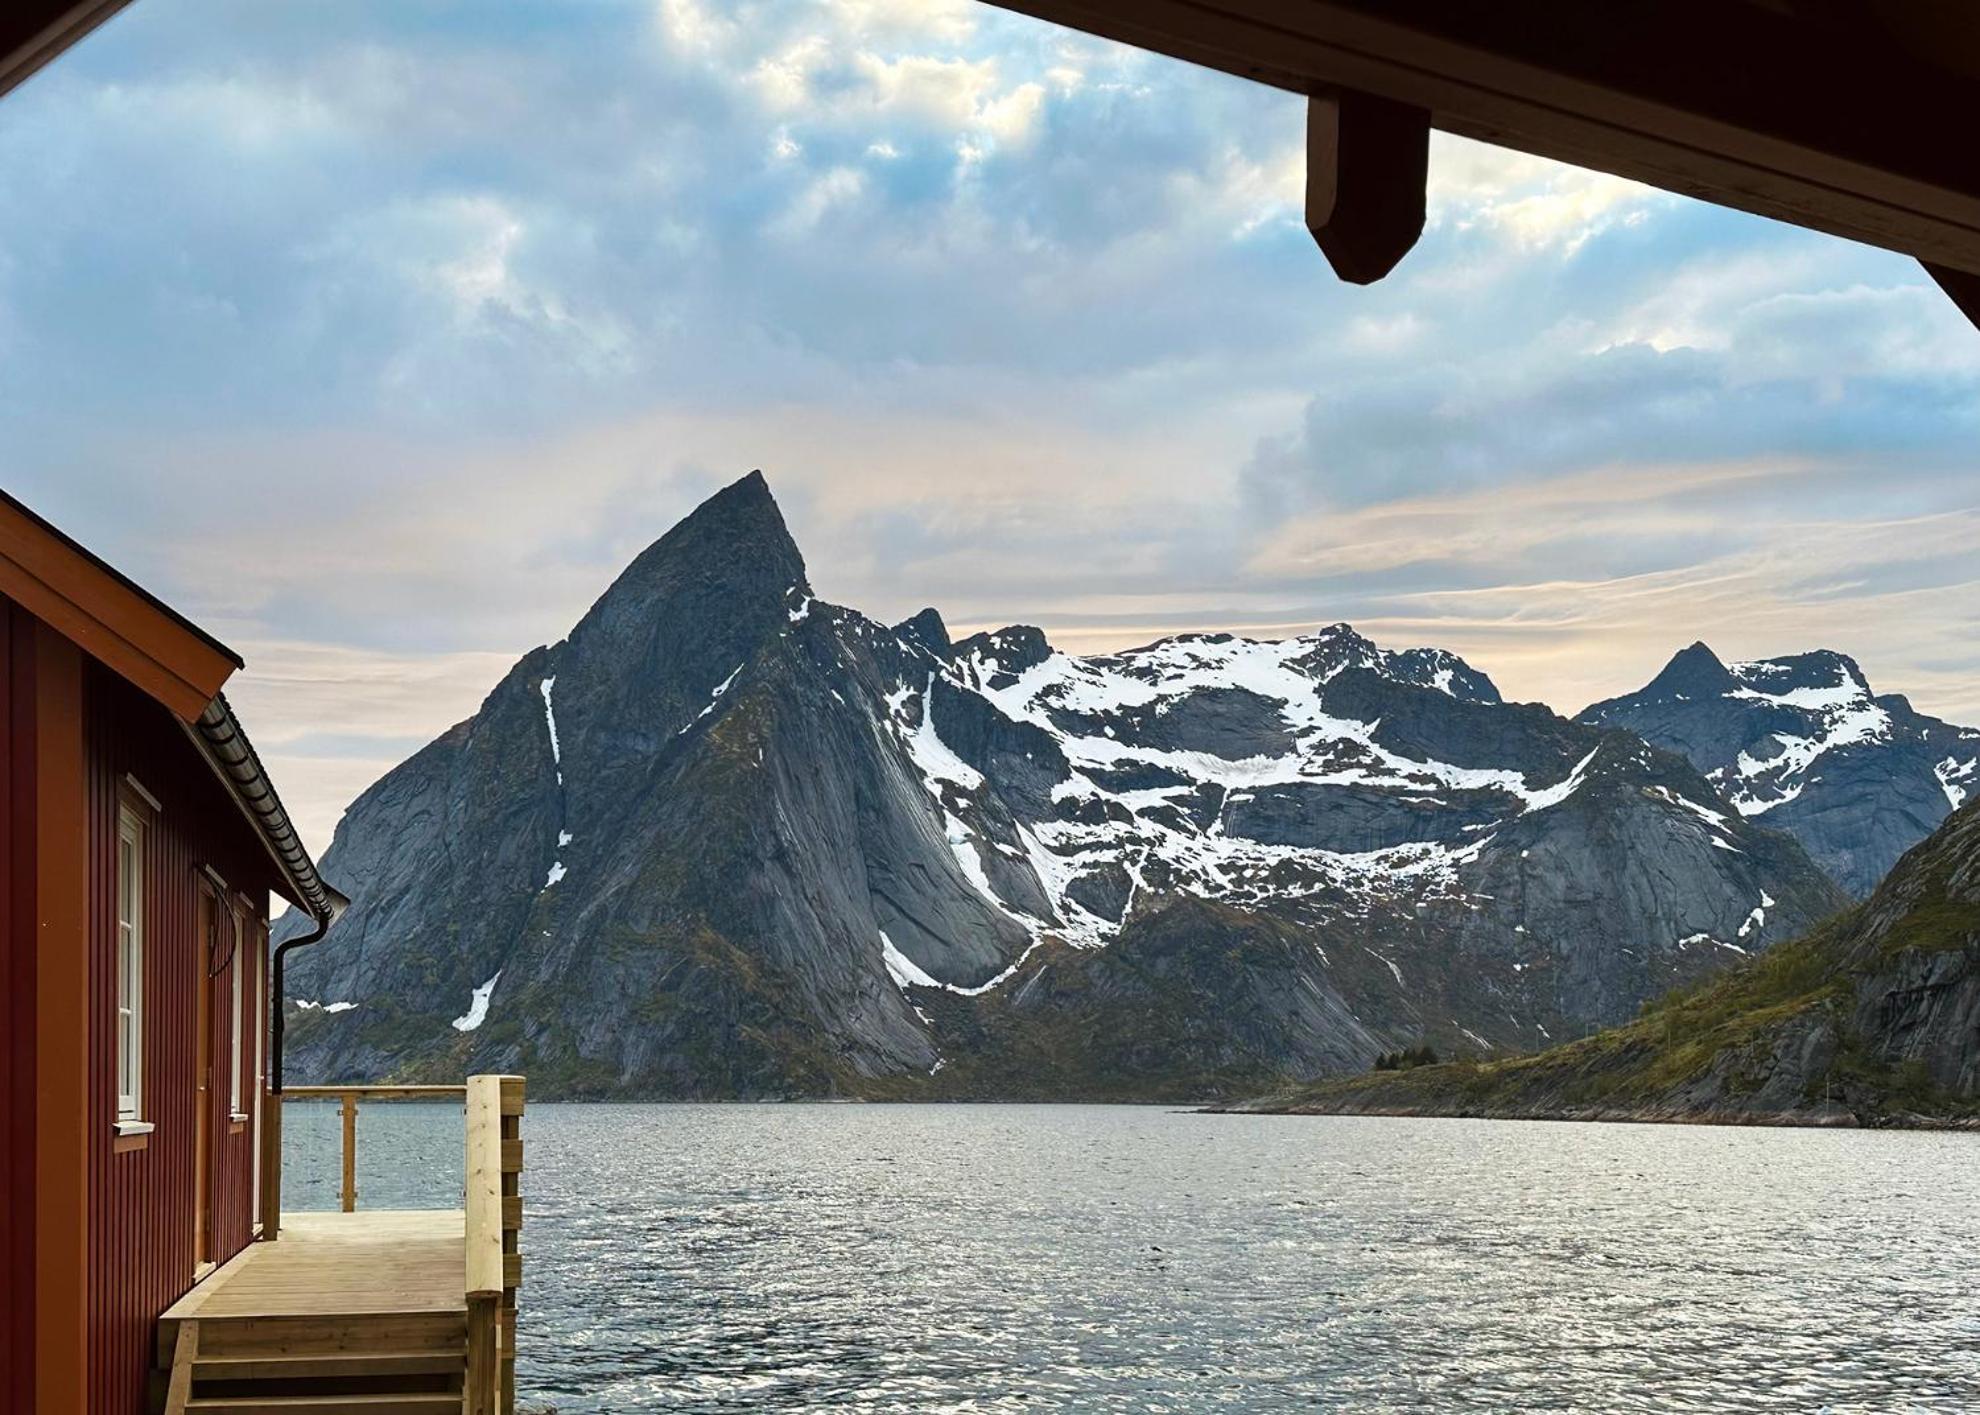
left=283, top=1103, right=1980, bottom=1411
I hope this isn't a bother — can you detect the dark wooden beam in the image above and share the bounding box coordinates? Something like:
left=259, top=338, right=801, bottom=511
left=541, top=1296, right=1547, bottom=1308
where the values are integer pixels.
left=985, top=1, right=1980, bottom=284
left=0, top=1, right=133, bottom=101
left=1924, top=262, right=1980, bottom=329
left=1305, top=90, right=1428, bottom=284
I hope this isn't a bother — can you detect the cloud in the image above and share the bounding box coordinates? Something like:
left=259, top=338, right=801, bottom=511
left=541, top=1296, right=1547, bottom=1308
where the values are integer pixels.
left=1242, top=214, right=1980, bottom=518
left=1361, top=512, right=1980, bottom=720
left=1238, top=458, right=1980, bottom=718
left=3, top=0, right=1975, bottom=849
left=1428, top=134, right=1667, bottom=253
left=223, top=639, right=521, bottom=852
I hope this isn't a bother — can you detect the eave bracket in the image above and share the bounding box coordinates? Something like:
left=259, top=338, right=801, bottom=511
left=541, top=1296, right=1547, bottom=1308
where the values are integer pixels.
left=1306, top=87, right=1430, bottom=285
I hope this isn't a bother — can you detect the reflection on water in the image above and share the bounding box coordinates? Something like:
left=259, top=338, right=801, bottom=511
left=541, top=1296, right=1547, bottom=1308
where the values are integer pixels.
left=287, top=1103, right=1980, bottom=1412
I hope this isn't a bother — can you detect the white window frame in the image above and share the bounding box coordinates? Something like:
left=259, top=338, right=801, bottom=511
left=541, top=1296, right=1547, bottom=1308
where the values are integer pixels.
left=250, top=909, right=266, bottom=1225
left=229, top=902, right=247, bottom=1121
left=115, top=802, right=149, bottom=1131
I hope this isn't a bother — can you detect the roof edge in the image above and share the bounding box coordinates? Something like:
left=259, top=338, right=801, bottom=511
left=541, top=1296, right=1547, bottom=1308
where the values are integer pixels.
left=184, top=693, right=347, bottom=926
left=0, top=490, right=241, bottom=721
left=1, top=2, right=137, bottom=101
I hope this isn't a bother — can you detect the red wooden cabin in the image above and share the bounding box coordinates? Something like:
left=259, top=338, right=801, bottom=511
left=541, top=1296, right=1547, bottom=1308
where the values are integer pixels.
left=0, top=490, right=345, bottom=1415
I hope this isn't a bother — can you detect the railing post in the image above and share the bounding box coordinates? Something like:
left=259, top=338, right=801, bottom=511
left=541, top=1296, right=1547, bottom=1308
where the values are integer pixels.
left=466, top=1292, right=498, bottom=1415
left=340, top=1090, right=358, bottom=1213
left=499, top=1076, right=524, bottom=1414
left=465, top=1074, right=521, bottom=1415
left=261, top=1090, right=283, bottom=1240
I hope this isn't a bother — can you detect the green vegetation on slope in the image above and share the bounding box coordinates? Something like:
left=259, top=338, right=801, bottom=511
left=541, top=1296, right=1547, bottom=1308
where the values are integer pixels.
left=1242, top=803, right=1980, bottom=1127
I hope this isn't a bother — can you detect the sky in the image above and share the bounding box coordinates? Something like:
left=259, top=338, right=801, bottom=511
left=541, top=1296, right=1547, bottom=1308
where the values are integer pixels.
left=4, top=0, right=1977, bottom=855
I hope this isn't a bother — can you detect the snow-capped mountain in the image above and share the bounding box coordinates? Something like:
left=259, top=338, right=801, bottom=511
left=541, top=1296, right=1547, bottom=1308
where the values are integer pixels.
left=1580, top=643, right=1980, bottom=896
left=279, top=474, right=1846, bottom=1099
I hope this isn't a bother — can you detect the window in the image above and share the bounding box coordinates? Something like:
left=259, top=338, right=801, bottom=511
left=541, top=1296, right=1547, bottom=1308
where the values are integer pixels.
left=251, top=916, right=266, bottom=1225
left=115, top=804, right=146, bottom=1125
left=229, top=904, right=246, bottom=1119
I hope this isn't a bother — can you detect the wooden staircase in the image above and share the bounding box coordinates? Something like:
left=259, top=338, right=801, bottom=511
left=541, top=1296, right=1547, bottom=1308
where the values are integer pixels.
left=158, top=1311, right=468, bottom=1413
left=153, top=1076, right=524, bottom=1415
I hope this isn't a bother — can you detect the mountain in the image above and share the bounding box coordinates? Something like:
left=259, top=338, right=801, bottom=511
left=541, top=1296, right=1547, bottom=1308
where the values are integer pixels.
left=1580, top=643, right=1979, bottom=896
left=279, top=472, right=1846, bottom=1100
left=1236, top=800, right=1980, bottom=1126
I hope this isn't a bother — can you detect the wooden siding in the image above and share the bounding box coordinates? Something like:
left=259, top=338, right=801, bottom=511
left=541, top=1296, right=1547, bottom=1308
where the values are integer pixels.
left=35, top=615, right=90, bottom=1413
left=1, top=602, right=29, bottom=1411
left=84, top=661, right=278, bottom=1415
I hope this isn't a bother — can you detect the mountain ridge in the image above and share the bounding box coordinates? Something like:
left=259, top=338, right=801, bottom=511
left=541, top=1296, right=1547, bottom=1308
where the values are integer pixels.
left=1580, top=640, right=1979, bottom=895
left=279, top=472, right=1850, bottom=1099
left=1232, top=799, right=1980, bottom=1127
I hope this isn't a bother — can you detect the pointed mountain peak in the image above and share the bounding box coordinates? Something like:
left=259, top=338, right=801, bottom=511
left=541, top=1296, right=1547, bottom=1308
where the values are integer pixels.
left=1643, top=641, right=1735, bottom=699
left=667, top=468, right=791, bottom=549
left=894, top=607, right=950, bottom=656
left=594, top=470, right=806, bottom=608
left=562, top=470, right=810, bottom=683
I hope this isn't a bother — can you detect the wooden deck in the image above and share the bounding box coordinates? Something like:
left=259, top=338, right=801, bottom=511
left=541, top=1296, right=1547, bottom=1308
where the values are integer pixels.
left=153, top=1075, right=524, bottom=1414
left=162, top=1211, right=467, bottom=1322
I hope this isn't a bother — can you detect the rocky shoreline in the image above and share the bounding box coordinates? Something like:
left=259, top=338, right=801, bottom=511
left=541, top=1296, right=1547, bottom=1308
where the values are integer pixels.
left=1213, top=1092, right=1980, bottom=1131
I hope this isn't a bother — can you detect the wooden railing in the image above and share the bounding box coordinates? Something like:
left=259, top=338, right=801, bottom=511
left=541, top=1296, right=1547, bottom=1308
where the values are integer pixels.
left=271, top=1083, right=468, bottom=1222
left=268, top=1076, right=526, bottom=1414
left=465, top=1074, right=525, bottom=1415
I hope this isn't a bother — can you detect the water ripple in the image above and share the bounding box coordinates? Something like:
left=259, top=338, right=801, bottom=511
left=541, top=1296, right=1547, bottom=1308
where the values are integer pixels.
left=293, top=1104, right=1980, bottom=1412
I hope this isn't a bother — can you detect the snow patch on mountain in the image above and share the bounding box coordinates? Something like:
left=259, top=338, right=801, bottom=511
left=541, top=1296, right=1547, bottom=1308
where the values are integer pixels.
left=1714, top=660, right=1892, bottom=816
left=865, top=622, right=1778, bottom=990
left=451, top=972, right=501, bottom=1032
left=1938, top=755, right=1977, bottom=810
left=1738, top=890, right=1775, bottom=940
left=897, top=677, right=984, bottom=792
left=879, top=930, right=941, bottom=990
left=539, top=676, right=563, bottom=784
left=1523, top=748, right=1599, bottom=815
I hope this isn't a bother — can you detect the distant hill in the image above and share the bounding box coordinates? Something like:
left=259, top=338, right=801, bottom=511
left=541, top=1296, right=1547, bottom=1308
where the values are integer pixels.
left=1580, top=643, right=1979, bottom=896
left=1235, top=800, right=1980, bottom=1128
left=280, top=472, right=1844, bottom=1100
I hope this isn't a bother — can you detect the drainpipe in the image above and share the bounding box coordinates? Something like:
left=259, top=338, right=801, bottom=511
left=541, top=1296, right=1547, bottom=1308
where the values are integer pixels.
left=269, top=912, right=333, bottom=1095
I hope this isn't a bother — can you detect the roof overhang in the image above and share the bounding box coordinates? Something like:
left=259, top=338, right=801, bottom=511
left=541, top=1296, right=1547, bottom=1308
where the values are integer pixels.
left=1, top=1, right=133, bottom=101
left=987, top=0, right=1980, bottom=326
left=0, top=490, right=345, bottom=927
left=0, top=490, right=240, bottom=723
left=10, top=2, right=1980, bottom=324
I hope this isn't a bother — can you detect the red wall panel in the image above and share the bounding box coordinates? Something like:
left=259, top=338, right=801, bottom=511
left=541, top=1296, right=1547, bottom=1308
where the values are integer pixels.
left=1, top=601, right=26, bottom=1411
left=84, top=664, right=280, bottom=1415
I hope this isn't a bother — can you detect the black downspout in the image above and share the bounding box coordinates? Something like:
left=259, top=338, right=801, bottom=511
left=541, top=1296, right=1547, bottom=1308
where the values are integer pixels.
left=270, top=912, right=333, bottom=1094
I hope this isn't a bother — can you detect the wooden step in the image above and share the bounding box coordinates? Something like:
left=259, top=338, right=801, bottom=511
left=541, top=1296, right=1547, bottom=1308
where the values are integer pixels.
left=165, top=1311, right=466, bottom=1362
left=187, top=1403, right=458, bottom=1414
left=193, top=1350, right=462, bottom=1382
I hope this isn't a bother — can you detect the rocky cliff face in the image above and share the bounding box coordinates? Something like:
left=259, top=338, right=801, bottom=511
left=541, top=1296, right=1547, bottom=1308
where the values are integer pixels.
left=1241, top=801, right=1980, bottom=1126
left=1581, top=643, right=1979, bottom=896
left=281, top=473, right=1846, bottom=1099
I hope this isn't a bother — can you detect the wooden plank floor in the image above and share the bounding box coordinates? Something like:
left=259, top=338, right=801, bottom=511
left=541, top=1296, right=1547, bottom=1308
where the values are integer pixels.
left=163, top=1211, right=468, bottom=1320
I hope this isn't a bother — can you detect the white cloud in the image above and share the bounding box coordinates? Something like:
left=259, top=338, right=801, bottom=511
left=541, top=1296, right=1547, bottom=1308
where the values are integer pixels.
left=224, top=640, right=521, bottom=853
left=655, top=0, right=742, bottom=57
left=4, top=0, right=1974, bottom=851
left=833, top=0, right=979, bottom=44
left=767, top=165, right=869, bottom=237
left=1429, top=134, right=1668, bottom=253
